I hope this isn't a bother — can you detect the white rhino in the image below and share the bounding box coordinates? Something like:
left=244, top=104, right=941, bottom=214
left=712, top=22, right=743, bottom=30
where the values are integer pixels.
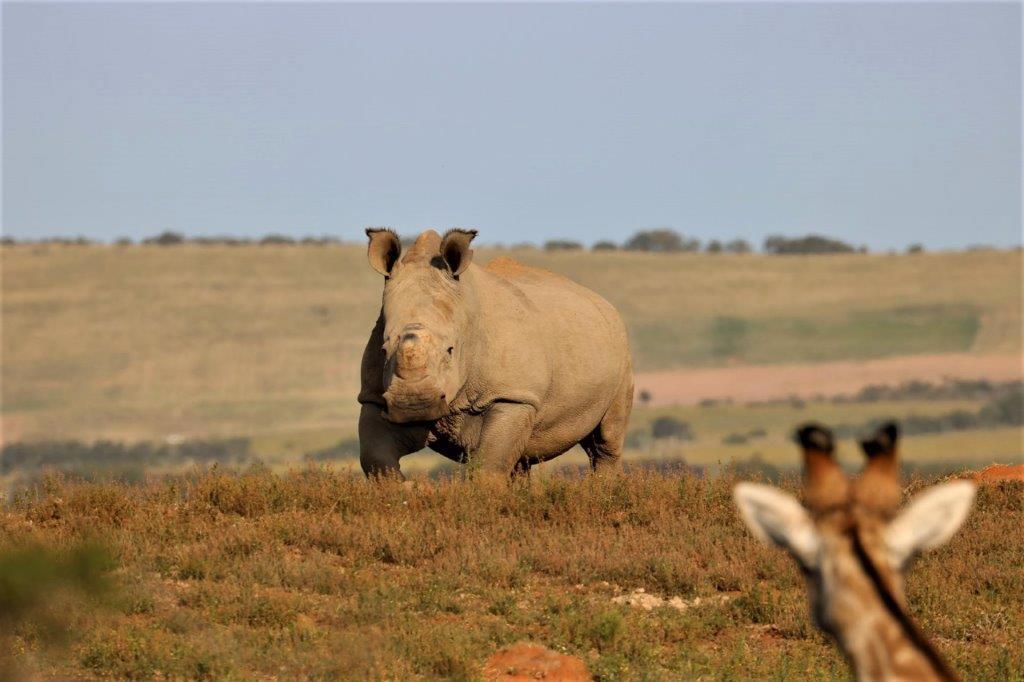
left=358, top=228, right=633, bottom=478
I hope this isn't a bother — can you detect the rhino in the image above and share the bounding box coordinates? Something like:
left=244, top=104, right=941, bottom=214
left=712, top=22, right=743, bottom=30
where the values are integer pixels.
left=357, top=228, right=634, bottom=478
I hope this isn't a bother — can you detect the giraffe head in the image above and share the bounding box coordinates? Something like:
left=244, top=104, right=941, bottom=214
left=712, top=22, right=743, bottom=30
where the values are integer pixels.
left=733, top=422, right=975, bottom=681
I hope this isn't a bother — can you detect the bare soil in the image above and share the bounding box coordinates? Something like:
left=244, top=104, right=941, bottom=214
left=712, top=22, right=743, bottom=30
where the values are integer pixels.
left=483, top=643, right=590, bottom=681
left=972, top=464, right=1024, bottom=484
left=634, top=352, right=1022, bottom=407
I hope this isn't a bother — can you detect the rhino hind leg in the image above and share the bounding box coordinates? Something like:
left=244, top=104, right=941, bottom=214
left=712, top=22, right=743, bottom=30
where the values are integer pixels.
left=581, top=374, right=633, bottom=473
left=512, top=457, right=533, bottom=479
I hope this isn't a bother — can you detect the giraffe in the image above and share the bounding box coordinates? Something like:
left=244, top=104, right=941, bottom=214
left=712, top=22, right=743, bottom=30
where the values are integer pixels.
left=733, top=422, right=976, bottom=682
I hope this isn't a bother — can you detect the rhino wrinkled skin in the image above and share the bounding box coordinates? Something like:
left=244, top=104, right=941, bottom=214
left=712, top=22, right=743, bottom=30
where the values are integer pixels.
left=357, top=228, right=634, bottom=478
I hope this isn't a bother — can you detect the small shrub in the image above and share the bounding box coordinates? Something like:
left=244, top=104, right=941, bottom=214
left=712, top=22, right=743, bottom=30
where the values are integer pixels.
left=650, top=417, right=693, bottom=441
left=731, top=455, right=782, bottom=483
left=623, top=229, right=699, bottom=253
left=724, top=239, right=751, bottom=254
left=259, top=234, right=296, bottom=245
left=709, top=316, right=748, bottom=359
left=303, top=439, right=360, bottom=462
left=587, top=610, right=624, bottom=651
left=763, top=234, right=856, bottom=254
left=143, top=231, right=185, bottom=246
left=544, top=240, right=583, bottom=251
left=624, top=429, right=648, bottom=450
left=979, top=388, right=1024, bottom=426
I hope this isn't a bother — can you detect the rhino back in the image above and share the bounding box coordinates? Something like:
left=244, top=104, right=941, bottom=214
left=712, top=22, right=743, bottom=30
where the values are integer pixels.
left=465, top=258, right=631, bottom=445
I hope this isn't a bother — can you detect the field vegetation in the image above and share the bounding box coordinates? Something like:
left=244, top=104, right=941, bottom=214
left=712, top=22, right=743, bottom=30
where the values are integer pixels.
left=4, top=386, right=1020, bottom=489
left=2, top=471, right=1021, bottom=679
left=2, top=244, right=1020, bottom=446
left=1, top=243, right=1021, bottom=679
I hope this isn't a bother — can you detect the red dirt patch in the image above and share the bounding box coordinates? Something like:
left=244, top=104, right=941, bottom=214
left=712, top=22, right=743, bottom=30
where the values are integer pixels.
left=483, top=643, right=590, bottom=681
left=971, top=464, right=1024, bottom=484
left=635, top=353, right=1022, bottom=406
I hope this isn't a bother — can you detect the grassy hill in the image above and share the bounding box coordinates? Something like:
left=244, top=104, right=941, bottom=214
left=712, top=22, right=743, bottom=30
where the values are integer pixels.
left=2, top=244, right=1019, bottom=446
left=2, top=471, right=1021, bottom=679
left=2, top=246, right=1021, bottom=679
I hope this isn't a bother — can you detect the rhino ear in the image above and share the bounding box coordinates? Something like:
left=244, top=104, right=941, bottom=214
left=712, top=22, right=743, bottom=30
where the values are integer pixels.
left=440, top=229, right=477, bottom=277
left=366, top=228, right=401, bottom=277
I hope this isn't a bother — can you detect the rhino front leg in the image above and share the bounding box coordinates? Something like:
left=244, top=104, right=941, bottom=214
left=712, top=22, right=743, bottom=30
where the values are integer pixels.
left=358, top=403, right=429, bottom=480
left=471, top=402, right=536, bottom=476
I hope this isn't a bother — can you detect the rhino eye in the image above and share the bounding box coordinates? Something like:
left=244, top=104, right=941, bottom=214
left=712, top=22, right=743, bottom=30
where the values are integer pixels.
left=447, top=346, right=454, bottom=356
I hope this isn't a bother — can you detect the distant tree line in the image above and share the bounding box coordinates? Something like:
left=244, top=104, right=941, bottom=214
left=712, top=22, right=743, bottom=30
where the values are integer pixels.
left=536, top=229, right=908, bottom=255
left=0, top=434, right=371, bottom=482
left=742, top=379, right=1021, bottom=409
left=1, top=236, right=97, bottom=246
left=624, top=415, right=695, bottom=450
left=136, top=232, right=345, bottom=246
left=302, top=438, right=360, bottom=462
left=0, top=232, right=347, bottom=247
left=829, top=387, right=1023, bottom=440
left=3, top=228, right=1011, bottom=255
left=1, top=437, right=251, bottom=479
left=832, top=379, right=1020, bottom=404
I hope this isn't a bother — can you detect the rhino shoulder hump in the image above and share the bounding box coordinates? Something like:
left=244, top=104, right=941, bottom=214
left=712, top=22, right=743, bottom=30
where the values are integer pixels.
left=484, top=257, right=560, bottom=282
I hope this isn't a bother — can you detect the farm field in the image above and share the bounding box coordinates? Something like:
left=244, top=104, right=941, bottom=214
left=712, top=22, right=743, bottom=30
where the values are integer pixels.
left=3, top=243, right=1021, bottom=489
left=230, top=398, right=1022, bottom=479
left=1, top=246, right=1021, bottom=678
left=2, top=471, right=1021, bottom=679
left=1, top=244, right=1021, bottom=450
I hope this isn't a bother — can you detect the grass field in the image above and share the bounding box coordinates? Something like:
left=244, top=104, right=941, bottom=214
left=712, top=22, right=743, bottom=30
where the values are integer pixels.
left=1, top=245, right=1021, bottom=680
left=2, top=471, right=1021, bottom=679
left=233, top=397, right=1022, bottom=480
left=2, top=244, right=1021, bottom=445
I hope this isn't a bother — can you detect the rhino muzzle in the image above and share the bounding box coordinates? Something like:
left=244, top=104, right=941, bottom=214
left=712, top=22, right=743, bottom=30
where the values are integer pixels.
left=382, top=376, right=449, bottom=423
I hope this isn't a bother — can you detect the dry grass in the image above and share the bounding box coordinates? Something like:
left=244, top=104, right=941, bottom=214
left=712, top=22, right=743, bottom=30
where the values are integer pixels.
left=2, top=470, right=1021, bottom=679
left=2, top=245, right=1020, bottom=443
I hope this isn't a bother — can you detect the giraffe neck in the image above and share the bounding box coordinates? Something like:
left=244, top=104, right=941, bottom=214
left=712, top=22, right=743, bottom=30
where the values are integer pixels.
left=842, top=528, right=959, bottom=682
left=839, top=607, right=948, bottom=681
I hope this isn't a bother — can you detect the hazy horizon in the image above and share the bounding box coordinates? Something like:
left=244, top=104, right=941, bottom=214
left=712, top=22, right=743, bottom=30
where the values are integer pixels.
left=3, top=2, right=1021, bottom=249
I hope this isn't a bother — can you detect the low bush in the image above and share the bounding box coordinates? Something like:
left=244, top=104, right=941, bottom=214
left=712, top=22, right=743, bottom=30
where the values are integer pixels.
left=1, top=438, right=251, bottom=478
left=831, top=385, right=1024, bottom=439
left=544, top=240, right=584, bottom=251
left=650, top=416, right=694, bottom=441
left=303, top=438, right=360, bottom=462
left=623, top=229, right=700, bottom=253
left=763, top=234, right=857, bottom=254
left=142, top=231, right=185, bottom=246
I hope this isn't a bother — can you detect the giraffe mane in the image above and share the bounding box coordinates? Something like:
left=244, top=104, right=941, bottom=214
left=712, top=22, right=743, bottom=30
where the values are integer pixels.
left=848, top=524, right=960, bottom=682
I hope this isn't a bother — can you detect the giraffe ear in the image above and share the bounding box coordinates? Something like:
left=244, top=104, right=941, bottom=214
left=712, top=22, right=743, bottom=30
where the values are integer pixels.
left=884, top=480, right=976, bottom=569
left=734, top=483, right=821, bottom=570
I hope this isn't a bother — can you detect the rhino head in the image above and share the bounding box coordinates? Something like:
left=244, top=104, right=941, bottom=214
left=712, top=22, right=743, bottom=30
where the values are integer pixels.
left=366, top=227, right=477, bottom=423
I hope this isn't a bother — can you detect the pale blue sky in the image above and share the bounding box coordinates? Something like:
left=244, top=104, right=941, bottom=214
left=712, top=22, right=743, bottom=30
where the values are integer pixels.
left=2, top=2, right=1020, bottom=249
